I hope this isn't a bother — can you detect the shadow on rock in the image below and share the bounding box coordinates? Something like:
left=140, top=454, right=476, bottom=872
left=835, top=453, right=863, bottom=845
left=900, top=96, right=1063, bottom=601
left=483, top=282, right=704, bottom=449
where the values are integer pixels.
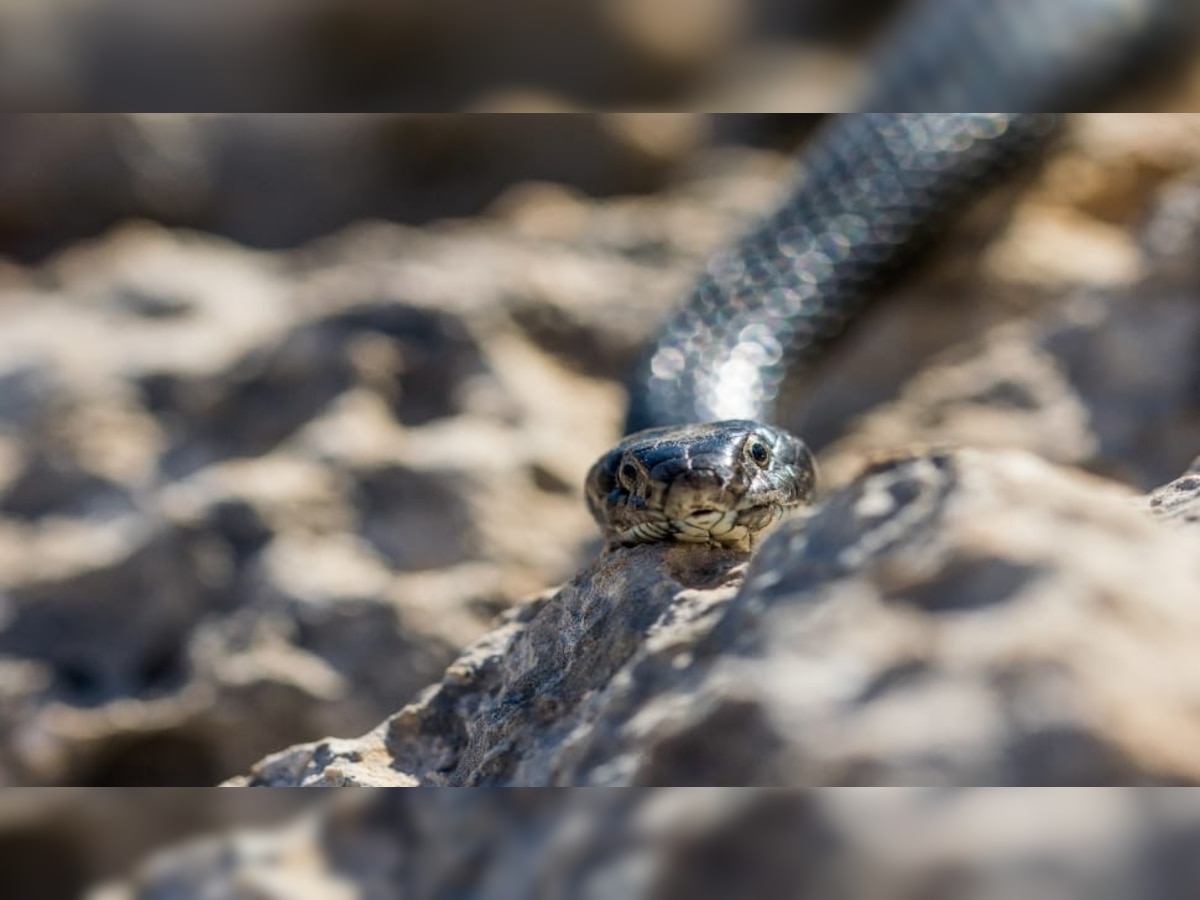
left=235, top=447, right=1200, bottom=786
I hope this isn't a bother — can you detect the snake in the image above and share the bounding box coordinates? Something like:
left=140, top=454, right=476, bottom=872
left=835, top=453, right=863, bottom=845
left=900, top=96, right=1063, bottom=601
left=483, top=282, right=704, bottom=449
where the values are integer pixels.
left=586, top=0, right=1194, bottom=550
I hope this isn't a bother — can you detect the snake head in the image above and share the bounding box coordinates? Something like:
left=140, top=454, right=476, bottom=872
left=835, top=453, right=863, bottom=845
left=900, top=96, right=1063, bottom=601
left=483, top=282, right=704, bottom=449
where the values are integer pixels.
left=585, top=420, right=817, bottom=550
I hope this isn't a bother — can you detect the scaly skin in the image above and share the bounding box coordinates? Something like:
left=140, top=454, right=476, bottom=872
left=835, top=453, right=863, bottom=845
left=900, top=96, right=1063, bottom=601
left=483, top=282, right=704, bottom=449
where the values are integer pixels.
left=586, top=420, right=816, bottom=550
left=596, top=1, right=1193, bottom=547
left=624, top=0, right=1187, bottom=433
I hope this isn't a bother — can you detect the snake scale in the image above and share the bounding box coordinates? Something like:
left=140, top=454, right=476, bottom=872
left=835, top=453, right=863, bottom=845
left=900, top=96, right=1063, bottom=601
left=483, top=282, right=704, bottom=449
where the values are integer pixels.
left=587, top=0, right=1195, bottom=549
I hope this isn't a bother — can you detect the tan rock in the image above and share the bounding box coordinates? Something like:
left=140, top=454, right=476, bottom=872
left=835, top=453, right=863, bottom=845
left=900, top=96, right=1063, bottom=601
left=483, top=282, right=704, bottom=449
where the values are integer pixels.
left=233, top=448, right=1200, bottom=787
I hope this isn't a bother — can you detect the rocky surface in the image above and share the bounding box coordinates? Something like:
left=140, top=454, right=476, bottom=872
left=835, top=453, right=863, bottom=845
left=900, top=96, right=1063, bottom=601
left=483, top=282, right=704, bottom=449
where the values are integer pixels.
left=233, top=446, right=1200, bottom=786
left=789, top=116, right=1200, bottom=477
left=4, top=114, right=1200, bottom=791
left=0, top=792, right=322, bottom=900
left=217, top=114, right=1200, bottom=787
left=0, top=144, right=801, bottom=785
left=1147, top=456, right=1200, bottom=529
left=0, top=2, right=871, bottom=111
left=0, top=114, right=723, bottom=261
left=94, top=789, right=1200, bottom=899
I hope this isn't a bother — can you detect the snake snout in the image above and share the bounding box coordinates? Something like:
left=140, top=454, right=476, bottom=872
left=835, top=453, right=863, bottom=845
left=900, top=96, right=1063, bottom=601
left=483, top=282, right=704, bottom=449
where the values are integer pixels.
left=662, top=467, right=735, bottom=520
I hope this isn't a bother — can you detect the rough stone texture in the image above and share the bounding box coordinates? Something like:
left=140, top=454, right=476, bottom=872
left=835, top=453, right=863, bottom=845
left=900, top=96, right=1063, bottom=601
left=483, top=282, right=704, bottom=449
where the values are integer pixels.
left=0, top=148, right=800, bottom=785
left=0, top=114, right=720, bottom=261
left=1147, top=456, right=1200, bottom=529
left=233, top=447, right=1200, bottom=786
left=0, top=792, right=322, bottom=900
left=5, top=114, right=1200, bottom=790
left=0, top=2, right=873, bottom=112
left=789, top=116, right=1200, bottom=474
left=92, top=789, right=1200, bottom=900
left=224, top=115, right=1200, bottom=788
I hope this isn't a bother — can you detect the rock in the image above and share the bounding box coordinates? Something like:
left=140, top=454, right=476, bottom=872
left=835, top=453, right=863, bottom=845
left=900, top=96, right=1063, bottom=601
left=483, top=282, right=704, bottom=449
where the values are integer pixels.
left=0, top=519, right=211, bottom=709
left=93, top=789, right=1200, bottom=899
left=5, top=126, right=777, bottom=782
left=0, top=791, right=320, bottom=900
left=0, top=114, right=718, bottom=261
left=232, top=447, right=1200, bottom=786
left=1146, top=456, right=1200, bottom=529
left=0, top=3, right=869, bottom=112
left=6, top=118, right=1200, bottom=791
left=233, top=541, right=748, bottom=787
left=795, top=162, right=1200, bottom=489
left=0, top=210, right=646, bottom=783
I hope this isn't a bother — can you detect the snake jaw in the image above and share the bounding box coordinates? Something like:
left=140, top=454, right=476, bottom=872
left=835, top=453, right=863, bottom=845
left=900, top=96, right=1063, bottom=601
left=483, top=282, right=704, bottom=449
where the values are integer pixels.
left=613, top=502, right=789, bottom=549
left=619, top=519, right=671, bottom=544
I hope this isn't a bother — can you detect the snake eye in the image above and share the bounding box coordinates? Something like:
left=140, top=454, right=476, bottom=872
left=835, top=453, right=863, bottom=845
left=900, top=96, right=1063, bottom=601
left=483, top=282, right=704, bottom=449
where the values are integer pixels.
left=618, top=461, right=640, bottom=488
left=747, top=437, right=771, bottom=468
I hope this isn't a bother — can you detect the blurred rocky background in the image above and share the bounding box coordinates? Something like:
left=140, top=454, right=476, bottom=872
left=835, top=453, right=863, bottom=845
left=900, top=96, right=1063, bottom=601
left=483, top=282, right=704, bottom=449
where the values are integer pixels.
left=0, top=0, right=887, bottom=112
left=84, top=790, right=1200, bottom=899
left=0, top=0, right=899, bottom=267
left=0, top=114, right=806, bottom=793
left=1, top=4, right=1200, bottom=892
left=4, top=111, right=1200, bottom=794
left=0, top=791, right=325, bottom=900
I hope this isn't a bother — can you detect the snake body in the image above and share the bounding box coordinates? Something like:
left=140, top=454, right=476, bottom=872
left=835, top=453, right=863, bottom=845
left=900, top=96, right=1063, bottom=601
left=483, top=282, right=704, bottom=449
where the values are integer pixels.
left=590, top=0, right=1193, bottom=548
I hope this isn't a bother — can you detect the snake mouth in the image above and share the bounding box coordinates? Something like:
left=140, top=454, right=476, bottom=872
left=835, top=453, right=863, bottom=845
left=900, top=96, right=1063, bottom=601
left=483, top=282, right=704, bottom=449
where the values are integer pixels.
left=671, top=508, right=739, bottom=543
left=616, top=500, right=785, bottom=548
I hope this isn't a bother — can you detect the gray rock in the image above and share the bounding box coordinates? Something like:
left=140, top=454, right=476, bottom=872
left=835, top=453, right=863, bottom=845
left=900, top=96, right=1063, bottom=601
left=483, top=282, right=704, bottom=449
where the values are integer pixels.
left=93, top=789, right=1200, bottom=900
left=0, top=791, right=320, bottom=900
left=0, top=215, right=640, bottom=783
left=1146, top=456, right=1200, bottom=529
left=233, top=447, right=1200, bottom=786
left=0, top=114, right=714, bottom=259
left=6, top=118, right=1200, bottom=792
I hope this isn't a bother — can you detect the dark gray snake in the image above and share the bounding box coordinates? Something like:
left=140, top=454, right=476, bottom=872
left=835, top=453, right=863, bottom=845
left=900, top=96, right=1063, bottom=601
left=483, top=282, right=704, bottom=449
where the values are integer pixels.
left=587, top=0, right=1194, bottom=549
